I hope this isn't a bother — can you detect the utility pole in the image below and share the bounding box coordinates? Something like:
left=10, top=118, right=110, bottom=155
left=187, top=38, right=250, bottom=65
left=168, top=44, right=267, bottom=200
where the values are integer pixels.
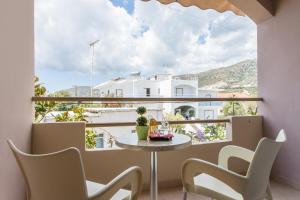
left=89, top=39, right=100, bottom=97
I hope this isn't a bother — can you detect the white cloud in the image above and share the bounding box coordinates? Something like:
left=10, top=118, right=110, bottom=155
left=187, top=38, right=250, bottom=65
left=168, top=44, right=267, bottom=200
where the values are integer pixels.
left=35, top=0, right=257, bottom=77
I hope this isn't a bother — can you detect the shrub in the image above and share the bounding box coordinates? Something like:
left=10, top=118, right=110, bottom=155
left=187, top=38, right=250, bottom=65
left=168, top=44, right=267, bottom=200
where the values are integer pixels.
left=136, top=106, right=147, bottom=115
left=203, top=124, right=225, bottom=141
left=85, top=129, right=97, bottom=149
left=136, top=116, right=148, bottom=126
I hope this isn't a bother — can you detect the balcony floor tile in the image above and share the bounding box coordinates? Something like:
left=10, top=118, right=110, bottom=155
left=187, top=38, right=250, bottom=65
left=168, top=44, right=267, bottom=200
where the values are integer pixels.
left=139, top=181, right=300, bottom=200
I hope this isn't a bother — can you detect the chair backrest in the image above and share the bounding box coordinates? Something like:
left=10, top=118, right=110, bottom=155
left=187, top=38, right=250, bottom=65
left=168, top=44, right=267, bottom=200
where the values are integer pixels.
left=244, top=130, right=286, bottom=200
left=8, top=140, right=88, bottom=200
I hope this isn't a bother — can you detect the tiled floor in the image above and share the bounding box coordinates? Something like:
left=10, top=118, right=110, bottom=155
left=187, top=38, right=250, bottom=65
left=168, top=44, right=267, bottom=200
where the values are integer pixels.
left=139, top=181, right=300, bottom=200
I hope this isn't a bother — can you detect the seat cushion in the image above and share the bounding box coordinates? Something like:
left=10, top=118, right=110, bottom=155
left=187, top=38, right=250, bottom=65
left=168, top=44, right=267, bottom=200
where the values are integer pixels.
left=193, top=174, right=243, bottom=200
left=86, top=180, right=131, bottom=200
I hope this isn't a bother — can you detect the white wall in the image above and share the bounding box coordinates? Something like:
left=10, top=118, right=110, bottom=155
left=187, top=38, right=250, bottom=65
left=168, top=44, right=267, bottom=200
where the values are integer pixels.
left=0, top=0, right=34, bottom=199
left=171, top=80, right=198, bottom=97
left=134, top=80, right=161, bottom=97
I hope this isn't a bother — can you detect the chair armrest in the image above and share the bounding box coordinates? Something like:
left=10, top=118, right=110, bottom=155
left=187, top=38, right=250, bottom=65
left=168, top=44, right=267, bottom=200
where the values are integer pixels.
left=218, top=145, right=255, bottom=169
left=181, top=158, right=247, bottom=194
left=90, top=166, right=143, bottom=200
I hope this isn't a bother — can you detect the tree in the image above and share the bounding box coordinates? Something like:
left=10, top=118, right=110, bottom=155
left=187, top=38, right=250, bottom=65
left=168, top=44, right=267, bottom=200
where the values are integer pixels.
left=34, top=76, right=56, bottom=122
left=223, top=101, right=246, bottom=116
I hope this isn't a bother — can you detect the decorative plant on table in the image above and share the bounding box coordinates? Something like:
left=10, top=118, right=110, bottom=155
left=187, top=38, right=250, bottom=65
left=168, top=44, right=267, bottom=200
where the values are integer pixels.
left=136, top=106, right=149, bottom=140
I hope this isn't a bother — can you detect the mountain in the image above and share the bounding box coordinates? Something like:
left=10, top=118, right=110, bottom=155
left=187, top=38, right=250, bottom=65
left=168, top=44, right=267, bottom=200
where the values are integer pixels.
left=173, top=59, right=257, bottom=95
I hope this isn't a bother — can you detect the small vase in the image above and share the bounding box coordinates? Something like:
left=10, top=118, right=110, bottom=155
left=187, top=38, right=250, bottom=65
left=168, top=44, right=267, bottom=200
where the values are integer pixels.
left=136, top=126, right=149, bottom=140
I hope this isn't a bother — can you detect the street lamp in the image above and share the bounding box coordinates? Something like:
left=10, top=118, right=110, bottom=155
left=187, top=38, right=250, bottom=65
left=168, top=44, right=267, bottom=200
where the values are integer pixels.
left=89, top=39, right=100, bottom=96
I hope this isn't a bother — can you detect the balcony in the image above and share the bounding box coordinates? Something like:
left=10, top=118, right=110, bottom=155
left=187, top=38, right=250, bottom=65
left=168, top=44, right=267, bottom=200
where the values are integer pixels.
left=3, top=0, right=300, bottom=199
left=31, top=97, right=263, bottom=187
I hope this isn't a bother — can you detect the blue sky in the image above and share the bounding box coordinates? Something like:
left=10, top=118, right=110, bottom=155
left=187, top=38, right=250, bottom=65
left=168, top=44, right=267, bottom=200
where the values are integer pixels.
left=111, top=0, right=135, bottom=14
left=35, top=0, right=257, bottom=92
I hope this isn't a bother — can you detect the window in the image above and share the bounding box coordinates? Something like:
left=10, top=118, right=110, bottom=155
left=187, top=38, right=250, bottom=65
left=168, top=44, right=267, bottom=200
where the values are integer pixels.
left=145, top=88, right=151, bottom=97
left=176, top=88, right=183, bottom=96
left=115, top=89, right=123, bottom=97
left=158, top=88, right=160, bottom=95
left=95, top=133, right=104, bottom=148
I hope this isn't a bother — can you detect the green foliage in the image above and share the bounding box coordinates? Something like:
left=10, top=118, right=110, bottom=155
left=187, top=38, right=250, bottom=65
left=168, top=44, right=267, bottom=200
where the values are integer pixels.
left=72, top=107, right=87, bottom=121
left=223, top=101, right=246, bottom=116
left=136, top=106, right=148, bottom=126
left=85, top=129, right=97, bottom=149
left=136, top=106, right=146, bottom=115
left=54, top=107, right=86, bottom=122
left=203, top=124, right=226, bottom=141
left=50, top=91, right=73, bottom=111
left=54, top=111, right=72, bottom=122
left=164, top=113, right=186, bottom=133
left=34, top=76, right=56, bottom=122
left=136, top=116, right=148, bottom=126
left=34, top=76, right=46, bottom=96
left=54, top=103, right=76, bottom=112
left=247, top=104, right=257, bottom=115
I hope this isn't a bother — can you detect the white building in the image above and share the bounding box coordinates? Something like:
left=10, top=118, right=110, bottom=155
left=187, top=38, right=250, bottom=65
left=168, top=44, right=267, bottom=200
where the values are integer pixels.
left=198, top=89, right=223, bottom=119
left=94, top=72, right=200, bottom=118
left=56, top=86, right=92, bottom=97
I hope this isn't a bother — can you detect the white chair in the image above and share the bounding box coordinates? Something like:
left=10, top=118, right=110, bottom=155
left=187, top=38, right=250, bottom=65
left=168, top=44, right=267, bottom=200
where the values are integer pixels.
left=181, top=130, right=286, bottom=200
left=8, top=140, right=143, bottom=200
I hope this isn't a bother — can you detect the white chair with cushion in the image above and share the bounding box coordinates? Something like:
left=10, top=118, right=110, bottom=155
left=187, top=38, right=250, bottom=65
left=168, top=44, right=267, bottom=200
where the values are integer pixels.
left=181, top=130, right=286, bottom=200
left=8, top=140, right=143, bottom=200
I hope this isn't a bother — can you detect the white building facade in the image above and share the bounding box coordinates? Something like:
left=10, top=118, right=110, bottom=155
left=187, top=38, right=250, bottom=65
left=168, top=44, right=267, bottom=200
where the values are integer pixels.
left=94, top=73, right=221, bottom=119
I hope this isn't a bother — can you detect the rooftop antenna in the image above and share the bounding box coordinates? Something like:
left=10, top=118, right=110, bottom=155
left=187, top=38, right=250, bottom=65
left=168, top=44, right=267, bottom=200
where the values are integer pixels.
left=89, top=39, right=100, bottom=97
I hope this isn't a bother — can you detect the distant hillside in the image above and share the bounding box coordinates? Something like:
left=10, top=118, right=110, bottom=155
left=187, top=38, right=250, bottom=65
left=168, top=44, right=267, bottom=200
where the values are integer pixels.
left=173, top=59, right=257, bottom=95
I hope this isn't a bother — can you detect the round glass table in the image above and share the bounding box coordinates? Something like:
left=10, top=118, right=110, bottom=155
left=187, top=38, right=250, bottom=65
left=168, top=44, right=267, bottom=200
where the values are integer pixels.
left=115, top=133, right=192, bottom=200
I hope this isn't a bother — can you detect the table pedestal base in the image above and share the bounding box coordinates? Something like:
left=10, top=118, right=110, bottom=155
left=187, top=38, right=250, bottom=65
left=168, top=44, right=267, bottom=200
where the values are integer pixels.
left=150, top=151, right=158, bottom=200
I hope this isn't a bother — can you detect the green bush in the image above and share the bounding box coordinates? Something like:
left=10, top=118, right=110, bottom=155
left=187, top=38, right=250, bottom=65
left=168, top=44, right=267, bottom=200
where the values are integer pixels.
left=223, top=101, right=246, bottom=116
left=203, top=124, right=226, bottom=141
left=34, top=76, right=56, bottom=122
left=136, top=116, right=148, bottom=126
left=85, top=129, right=97, bottom=149
left=136, top=106, right=148, bottom=126
left=136, top=106, right=147, bottom=115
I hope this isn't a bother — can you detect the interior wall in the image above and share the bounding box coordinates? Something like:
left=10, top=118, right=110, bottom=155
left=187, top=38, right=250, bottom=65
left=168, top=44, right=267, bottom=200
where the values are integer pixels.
left=258, top=0, right=300, bottom=189
left=0, top=0, right=34, bottom=199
